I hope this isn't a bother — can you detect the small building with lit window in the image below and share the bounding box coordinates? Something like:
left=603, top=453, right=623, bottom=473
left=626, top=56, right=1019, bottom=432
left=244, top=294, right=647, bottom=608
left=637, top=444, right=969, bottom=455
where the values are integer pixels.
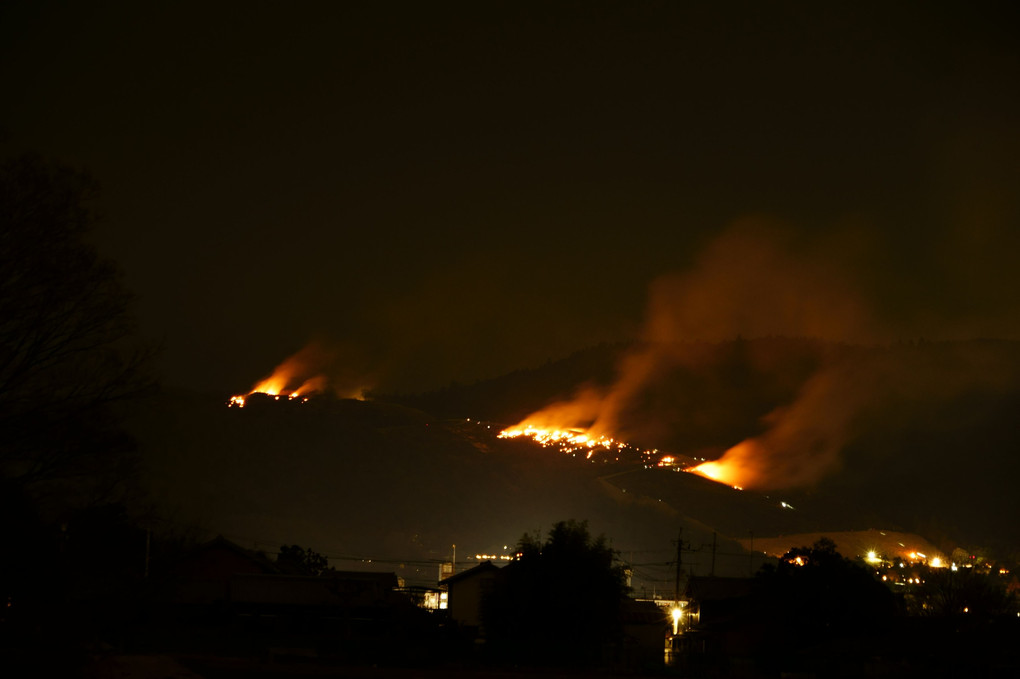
left=439, top=560, right=501, bottom=631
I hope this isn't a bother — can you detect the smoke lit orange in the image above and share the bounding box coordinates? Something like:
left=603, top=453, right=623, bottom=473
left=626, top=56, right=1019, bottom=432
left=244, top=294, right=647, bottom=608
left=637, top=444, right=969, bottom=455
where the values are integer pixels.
left=228, top=344, right=331, bottom=407
left=687, top=459, right=745, bottom=490
left=686, top=439, right=766, bottom=490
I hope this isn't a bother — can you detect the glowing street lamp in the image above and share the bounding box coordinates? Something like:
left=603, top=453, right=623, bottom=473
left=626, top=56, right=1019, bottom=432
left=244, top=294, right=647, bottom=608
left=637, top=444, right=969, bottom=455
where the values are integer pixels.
left=671, top=606, right=683, bottom=635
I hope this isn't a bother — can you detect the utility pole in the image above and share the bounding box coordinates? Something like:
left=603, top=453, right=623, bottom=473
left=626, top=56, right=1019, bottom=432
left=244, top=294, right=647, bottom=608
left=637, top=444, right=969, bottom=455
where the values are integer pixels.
left=671, top=529, right=687, bottom=638
left=674, top=529, right=683, bottom=604
left=710, top=531, right=717, bottom=577
left=748, top=530, right=754, bottom=576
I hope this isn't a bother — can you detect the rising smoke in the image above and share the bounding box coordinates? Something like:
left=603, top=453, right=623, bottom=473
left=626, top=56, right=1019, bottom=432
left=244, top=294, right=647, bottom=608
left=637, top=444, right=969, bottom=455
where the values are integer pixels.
left=518, top=219, right=1018, bottom=491
left=247, top=339, right=374, bottom=400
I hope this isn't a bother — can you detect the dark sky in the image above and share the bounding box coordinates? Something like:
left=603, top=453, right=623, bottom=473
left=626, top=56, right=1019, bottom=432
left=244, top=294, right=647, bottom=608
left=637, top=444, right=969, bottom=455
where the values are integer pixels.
left=3, top=1, right=1018, bottom=394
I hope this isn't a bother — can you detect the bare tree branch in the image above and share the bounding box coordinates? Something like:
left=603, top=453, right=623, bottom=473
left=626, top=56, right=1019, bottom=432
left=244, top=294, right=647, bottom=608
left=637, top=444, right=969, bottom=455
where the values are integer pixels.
left=0, top=155, right=155, bottom=494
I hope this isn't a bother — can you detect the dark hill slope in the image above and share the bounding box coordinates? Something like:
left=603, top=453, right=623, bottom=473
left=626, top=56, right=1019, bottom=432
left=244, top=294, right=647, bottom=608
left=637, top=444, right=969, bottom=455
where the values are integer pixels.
left=124, top=338, right=1020, bottom=593
left=392, top=338, right=1020, bottom=552
left=127, top=390, right=759, bottom=587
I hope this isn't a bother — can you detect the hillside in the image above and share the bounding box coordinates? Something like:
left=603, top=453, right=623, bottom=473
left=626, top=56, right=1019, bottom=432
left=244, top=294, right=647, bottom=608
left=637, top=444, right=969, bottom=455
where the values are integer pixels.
left=390, top=337, right=1020, bottom=552
left=128, top=390, right=750, bottom=589
left=122, top=338, right=1020, bottom=593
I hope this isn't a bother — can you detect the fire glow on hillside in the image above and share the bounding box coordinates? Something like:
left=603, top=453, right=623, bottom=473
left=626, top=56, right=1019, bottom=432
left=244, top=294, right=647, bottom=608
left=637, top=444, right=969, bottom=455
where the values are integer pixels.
left=685, top=439, right=793, bottom=491
left=228, top=392, right=311, bottom=408
left=687, top=459, right=745, bottom=490
left=228, top=352, right=328, bottom=408
left=496, top=422, right=674, bottom=466
left=228, top=384, right=315, bottom=408
left=497, top=425, right=627, bottom=459
left=685, top=445, right=759, bottom=490
left=496, top=387, right=666, bottom=463
left=228, top=341, right=372, bottom=407
left=498, top=415, right=750, bottom=489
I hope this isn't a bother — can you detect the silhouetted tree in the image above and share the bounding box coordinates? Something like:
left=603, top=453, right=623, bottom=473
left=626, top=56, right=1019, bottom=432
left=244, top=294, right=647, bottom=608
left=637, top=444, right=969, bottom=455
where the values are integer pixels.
left=754, top=538, right=896, bottom=646
left=0, top=154, right=152, bottom=498
left=481, top=520, right=629, bottom=667
left=911, top=567, right=1016, bottom=618
left=0, top=156, right=154, bottom=672
left=277, top=544, right=334, bottom=576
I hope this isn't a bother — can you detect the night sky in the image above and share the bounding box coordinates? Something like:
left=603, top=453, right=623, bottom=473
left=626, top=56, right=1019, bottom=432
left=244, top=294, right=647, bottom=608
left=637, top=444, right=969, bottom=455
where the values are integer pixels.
left=3, top=1, right=1019, bottom=395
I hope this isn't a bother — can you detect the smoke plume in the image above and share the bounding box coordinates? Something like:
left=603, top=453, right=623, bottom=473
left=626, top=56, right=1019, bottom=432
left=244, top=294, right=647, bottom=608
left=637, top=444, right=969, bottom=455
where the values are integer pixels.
left=513, top=218, right=1019, bottom=492
left=519, top=220, right=887, bottom=489
left=248, top=339, right=374, bottom=400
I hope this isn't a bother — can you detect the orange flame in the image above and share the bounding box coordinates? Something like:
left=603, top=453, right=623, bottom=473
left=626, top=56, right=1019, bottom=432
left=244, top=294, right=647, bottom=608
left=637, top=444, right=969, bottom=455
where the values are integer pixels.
left=498, top=425, right=626, bottom=459
left=228, top=343, right=332, bottom=407
left=251, top=373, right=290, bottom=397
left=497, top=387, right=661, bottom=461
left=687, top=439, right=763, bottom=490
left=497, top=387, right=626, bottom=458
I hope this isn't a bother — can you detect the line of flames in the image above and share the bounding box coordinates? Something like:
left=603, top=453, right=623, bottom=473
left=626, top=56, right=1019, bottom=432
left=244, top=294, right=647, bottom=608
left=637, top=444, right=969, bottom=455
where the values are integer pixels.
left=497, top=424, right=746, bottom=489
left=496, top=424, right=671, bottom=464
left=228, top=392, right=312, bottom=408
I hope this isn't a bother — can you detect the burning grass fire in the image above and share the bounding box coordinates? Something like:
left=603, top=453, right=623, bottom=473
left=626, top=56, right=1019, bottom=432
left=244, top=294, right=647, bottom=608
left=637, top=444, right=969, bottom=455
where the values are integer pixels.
left=684, top=439, right=769, bottom=490
left=498, top=425, right=627, bottom=459
left=495, top=380, right=770, bottom=485
left=227, top=392, right=312, bottom=408
left=496, top=388, right=666, bottom=463
left=496, top=423, right=673, bottom=466
left=497, top=397, right=748, bottom=475
left=686, top=458, right=746, bottom=490
left=497, top=418, right=760, bottom=494
left=227, top=355, right=327, bottom=408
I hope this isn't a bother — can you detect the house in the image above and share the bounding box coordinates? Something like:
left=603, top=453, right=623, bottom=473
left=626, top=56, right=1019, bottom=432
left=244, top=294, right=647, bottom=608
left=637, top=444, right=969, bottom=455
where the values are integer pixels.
left=618, top=597, right=669, bottom=669
left=684, top=575, right=754, bottom=629
left=439, top=560, right=501, bottom=631
left=170, top=535, right=280, bottom=605
left=676, top=576, right=761, bottom=663
left=156, top=536, right=411, bottom=659
left=169, top=536, right=402, bottom=610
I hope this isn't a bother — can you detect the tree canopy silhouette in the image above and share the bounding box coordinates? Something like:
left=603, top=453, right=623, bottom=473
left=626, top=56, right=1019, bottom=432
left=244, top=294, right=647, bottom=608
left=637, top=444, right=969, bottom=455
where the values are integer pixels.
left=754, top=537, right=897, bottom=644
left=0, top=154, right=152, bottom=498
left=277, top=544, right=334, bottom=576
left=481, top=519, right=629, bottom=666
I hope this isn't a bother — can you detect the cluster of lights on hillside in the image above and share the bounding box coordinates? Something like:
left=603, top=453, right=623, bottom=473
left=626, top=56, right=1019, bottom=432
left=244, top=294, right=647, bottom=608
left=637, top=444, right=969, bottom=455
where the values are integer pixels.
left=474, top=553, right=517, bottom=561
left=864, top=549, right=954, bottom=568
